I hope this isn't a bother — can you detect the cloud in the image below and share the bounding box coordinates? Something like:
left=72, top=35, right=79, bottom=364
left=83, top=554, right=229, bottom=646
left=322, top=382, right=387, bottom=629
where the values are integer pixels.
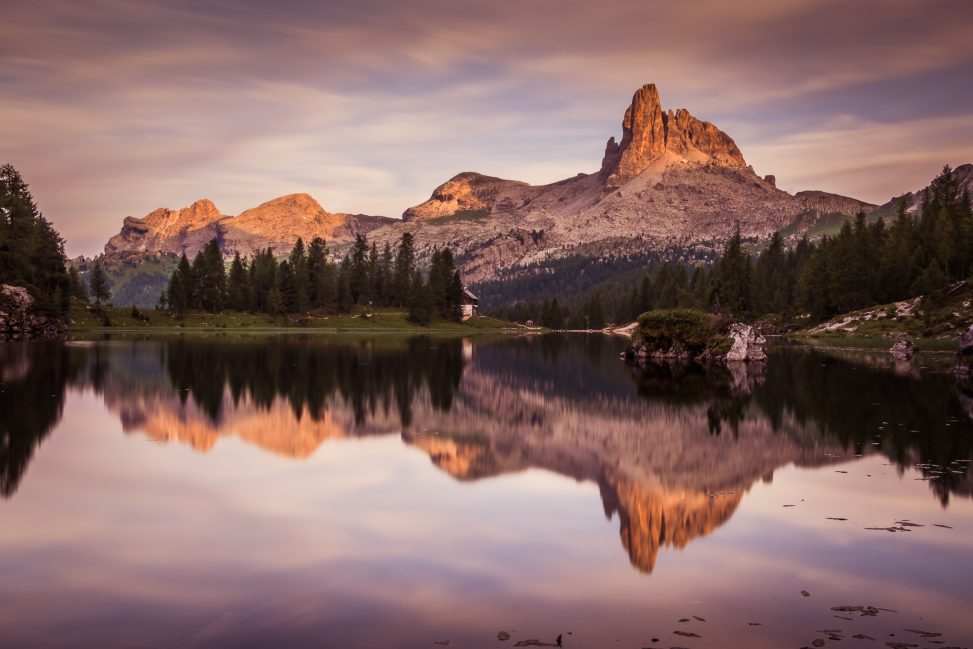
left=1, top=0, right=971, bottom=254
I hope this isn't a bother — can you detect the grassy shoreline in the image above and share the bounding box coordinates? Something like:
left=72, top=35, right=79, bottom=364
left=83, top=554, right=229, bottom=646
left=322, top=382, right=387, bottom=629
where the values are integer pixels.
left=67, top=304, right=523, bottom=333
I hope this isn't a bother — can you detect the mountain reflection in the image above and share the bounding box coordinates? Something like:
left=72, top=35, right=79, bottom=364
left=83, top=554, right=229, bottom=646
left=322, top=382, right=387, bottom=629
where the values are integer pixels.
left=2, top=334, right=972, bottom=574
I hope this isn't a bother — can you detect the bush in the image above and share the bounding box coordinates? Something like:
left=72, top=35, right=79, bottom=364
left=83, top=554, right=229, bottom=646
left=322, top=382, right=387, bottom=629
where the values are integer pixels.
left=635, top=308, right=729, bottom=357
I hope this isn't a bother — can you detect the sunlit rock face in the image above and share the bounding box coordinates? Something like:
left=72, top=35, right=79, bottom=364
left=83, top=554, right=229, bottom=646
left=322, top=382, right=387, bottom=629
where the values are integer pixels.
left=600, top=83, right=747, bottom=189
left=402, top=172, right=532, bottom=222
left=104, top=194, right=394, bottom=260
left=104, top=199, right=223, bottom=258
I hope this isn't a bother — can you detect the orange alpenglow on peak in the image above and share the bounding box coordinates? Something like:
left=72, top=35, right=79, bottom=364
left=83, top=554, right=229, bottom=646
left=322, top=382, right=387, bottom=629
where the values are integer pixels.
left=600, top=83, right=747, bottom=188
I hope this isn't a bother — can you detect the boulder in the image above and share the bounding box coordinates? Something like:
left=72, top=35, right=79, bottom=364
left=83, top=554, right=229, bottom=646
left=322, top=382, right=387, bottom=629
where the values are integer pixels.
left=724, top=322, right=767, bottom=362
left=0, top=284, right=64, bottom=341
left=889, top=336, right=915, bottom=360
left=960, top=324, right=973, bottom=356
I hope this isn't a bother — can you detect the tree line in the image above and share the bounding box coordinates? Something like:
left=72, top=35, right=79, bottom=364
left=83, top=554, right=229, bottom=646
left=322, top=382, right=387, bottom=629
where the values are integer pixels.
left=709, top=165, right=973, bottom=321
left=161, top=233, right=468, bottom=324
left=494, top=260, right=711, bottom=329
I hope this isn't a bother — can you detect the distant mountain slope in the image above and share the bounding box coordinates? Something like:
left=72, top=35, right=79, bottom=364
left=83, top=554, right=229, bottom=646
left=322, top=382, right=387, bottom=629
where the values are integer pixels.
left=870, top=163, right=973, bottom=222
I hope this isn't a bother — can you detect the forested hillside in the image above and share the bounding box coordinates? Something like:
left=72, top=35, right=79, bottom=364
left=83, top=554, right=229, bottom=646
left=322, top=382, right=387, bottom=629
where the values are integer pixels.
left=0, top=164, right=76, bottom=314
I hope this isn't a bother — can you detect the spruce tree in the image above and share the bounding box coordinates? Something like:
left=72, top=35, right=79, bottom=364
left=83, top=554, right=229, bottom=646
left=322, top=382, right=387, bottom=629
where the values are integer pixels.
left=227, top=252, right=248, bottom=311
left=89, top=259, right=111, bottom=305
left=289, top=238, right=310, bottom=313
left=392, top=233, right=416, bottom=307
left=447, top=271, right=464, bottom=321
left=68, top=266, right=88, bottom=302
left=349, top=234, right=369, bottom=304
left=407, top=269, right=433, bottom=325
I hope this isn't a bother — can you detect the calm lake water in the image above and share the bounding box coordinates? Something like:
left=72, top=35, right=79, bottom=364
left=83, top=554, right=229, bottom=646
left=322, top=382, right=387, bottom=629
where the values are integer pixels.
left=1, top=334, right=972, bottom=648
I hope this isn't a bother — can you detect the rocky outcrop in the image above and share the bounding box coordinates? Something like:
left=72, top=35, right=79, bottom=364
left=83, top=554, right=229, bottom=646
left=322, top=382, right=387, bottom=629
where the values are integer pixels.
left=104, top=199, right=222, bottom=258
left=104, top=195, right=395, bottom=260
left=889, top=335, right=915, bottom=360
left=222, top=193, right=391, bottom=257
left=0, top=285, right=63, bottom=341
left=403, top=172, right=531, bottom=221
left=600, top=84, right=746, bottom=189
left=955, top=325, right=973, bottom=376
left=625, top=316, right=766, bottom=366
left=725, top=323, right=767, bottom=362
left=959, top=324, right=973, bottom=356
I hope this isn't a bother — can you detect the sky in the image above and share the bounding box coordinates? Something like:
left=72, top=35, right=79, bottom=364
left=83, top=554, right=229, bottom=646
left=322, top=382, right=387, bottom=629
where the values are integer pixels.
left=2, top=0, right=972, bottom=257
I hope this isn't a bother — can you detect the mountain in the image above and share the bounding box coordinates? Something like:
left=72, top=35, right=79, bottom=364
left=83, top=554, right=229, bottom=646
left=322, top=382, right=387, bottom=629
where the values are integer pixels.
left=97, top=82, right=887, bottom=305
left=105, top=193, right=394, bottom=259
left=870, top=163, right=973, bottom=221
left=369, top=83, right=874, bottom=284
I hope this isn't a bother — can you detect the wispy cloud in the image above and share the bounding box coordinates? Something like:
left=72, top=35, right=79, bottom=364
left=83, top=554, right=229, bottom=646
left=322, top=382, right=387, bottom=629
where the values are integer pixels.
left=1, top=0, right=971, bottom=254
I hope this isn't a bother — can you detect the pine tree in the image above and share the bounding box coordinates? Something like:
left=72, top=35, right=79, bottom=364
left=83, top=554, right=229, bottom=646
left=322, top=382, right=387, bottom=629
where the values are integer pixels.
left=585, top=292, right=605, bottom=329
left=336, top=257, right=353, bottom=312
left=190, top=239, right=226, bottom=312
left=166, top=254, right=192, bottom=317
left=277, top=260, right=297, bottom=313
left=349, top=234, right=369, bottom=304
left=392, top=233, right=416, bottom=307
left=288, top=237, right=310, bottom=313
left=711, top=227, right=751, bottom=315
left=67, top=266, right=88, bottom=302
left=447, top=271, right=464, bottom=321
left=89, top=259, right=111, bottom=305
left=227, top=252, right=248, bottom=311
left=407, top=269, right=433, bottom=325
left=376, top=242, right=393, bottom=306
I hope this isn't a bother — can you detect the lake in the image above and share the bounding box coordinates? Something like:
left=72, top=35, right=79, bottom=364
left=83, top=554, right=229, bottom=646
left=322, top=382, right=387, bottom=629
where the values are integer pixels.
left=1, top=334, right=971, bottom=648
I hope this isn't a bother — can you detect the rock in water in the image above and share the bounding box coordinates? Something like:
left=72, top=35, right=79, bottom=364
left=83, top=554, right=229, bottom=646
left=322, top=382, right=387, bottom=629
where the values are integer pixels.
left=889, top=336, right=915, bottom=360
left=724, top=323, right=767, bottom=362
left=960, top=324, right=973, bottom=356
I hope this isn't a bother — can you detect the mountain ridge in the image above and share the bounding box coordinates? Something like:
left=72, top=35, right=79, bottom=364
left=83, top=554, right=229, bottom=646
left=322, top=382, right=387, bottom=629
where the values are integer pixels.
left=96, top=82, right=969, bottom=305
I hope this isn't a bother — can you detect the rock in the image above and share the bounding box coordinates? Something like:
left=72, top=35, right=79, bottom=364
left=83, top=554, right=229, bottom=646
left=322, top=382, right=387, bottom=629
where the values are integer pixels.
left=0, top=284, right=64, bottom=341
left=104, top=194, right=394, bottom=259
left=764, top=174, right=776, bottom=188
left=498, top=631, right=510, bottom=641
left=959, top=324, right=973, bottom=355
left=403, top=172, right=529, bottom=221
left=889, top=336, right=915, bottom=360
left=724, top=323, right=767, bottom=362
left=601, top=84, right=747, bottom=189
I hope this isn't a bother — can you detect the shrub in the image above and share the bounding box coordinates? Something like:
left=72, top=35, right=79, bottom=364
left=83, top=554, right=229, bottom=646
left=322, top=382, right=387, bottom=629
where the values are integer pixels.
left=636, top=308, right=727, bottom=356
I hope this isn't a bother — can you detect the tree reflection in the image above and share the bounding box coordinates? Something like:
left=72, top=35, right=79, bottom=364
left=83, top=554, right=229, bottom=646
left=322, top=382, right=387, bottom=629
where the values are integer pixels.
left=0, top=343, right=82, bottom=497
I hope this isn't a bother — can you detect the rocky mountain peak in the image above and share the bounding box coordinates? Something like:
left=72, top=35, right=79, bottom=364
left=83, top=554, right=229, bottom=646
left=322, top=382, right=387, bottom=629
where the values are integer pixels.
left=403, top=172, right=530, bottom=221
left=601, top=83, right=747, bottom=188
left=104, top=199, right=223, bottom=256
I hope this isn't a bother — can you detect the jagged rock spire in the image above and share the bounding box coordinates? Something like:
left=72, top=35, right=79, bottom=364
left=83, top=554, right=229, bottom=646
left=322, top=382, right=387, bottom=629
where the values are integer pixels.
left=600, top=83, right=747, bottom=188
